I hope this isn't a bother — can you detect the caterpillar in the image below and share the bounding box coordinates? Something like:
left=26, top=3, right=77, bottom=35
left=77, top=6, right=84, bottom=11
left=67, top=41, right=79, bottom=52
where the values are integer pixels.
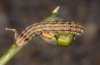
left=6, top=22, right=84, bottom=46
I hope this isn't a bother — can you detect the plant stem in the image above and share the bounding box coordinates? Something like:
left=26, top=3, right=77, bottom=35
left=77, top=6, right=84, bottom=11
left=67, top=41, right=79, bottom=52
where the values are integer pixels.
left=0, top=43, right=23, bottom=65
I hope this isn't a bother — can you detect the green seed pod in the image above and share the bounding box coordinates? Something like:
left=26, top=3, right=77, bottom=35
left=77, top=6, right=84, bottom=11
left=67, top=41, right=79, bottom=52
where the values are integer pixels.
left=57, top=34, right=74, bottom=47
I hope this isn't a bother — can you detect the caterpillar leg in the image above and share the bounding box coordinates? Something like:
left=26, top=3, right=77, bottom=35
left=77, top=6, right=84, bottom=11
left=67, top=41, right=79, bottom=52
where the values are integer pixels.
left=5, top=28, right=20, bottom=40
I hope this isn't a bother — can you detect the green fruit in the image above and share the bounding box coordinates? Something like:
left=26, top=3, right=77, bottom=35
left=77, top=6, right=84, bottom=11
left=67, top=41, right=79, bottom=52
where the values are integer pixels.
left=57, top=34, right=74, bottom=47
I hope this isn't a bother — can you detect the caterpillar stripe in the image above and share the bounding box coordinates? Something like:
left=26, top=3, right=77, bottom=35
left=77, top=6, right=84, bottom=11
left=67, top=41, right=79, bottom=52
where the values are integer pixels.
left=6, top=22, right=84, bottom=46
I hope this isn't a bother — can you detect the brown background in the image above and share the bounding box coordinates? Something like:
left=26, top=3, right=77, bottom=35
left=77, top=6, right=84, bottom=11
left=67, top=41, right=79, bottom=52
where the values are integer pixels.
left=0, top=0, right=100, bottom=65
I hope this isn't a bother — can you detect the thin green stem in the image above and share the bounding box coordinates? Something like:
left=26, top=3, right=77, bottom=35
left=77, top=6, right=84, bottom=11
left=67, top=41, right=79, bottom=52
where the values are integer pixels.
left=0, top=43, right=23, bottom=65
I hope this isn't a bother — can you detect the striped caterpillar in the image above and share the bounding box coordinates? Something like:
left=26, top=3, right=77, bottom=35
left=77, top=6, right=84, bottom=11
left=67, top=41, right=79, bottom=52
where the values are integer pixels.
left=6, top=22, right=84, bottom=46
